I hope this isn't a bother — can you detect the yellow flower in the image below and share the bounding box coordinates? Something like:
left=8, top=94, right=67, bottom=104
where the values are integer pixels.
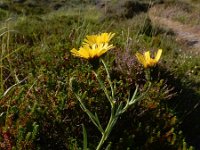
left=83, top=32, right=115, bottom=45
left=136, top=49, right=162, bottom=68
left=71, top=43, right=114, bottom=59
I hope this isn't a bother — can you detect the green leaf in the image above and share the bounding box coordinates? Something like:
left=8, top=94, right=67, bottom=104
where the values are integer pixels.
left=105, top=142, right=112, bottom=150
left=25, top=132, right=32, bottom=141
left=82, top=124, right=88, bottom=150
left=32, top=122, right=39, bottom=140
left=94, top=112, right=104, bottom=133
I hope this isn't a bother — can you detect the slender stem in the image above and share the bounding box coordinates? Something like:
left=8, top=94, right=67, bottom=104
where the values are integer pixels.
left=95, top=59, right=116, bottom=150
left=96, top=105, right=117, bottom=150
left=74, top=93, right=104, bottom=133
left=70, top=58, right=150, bottom=150
left=101, top=59, right=114, bottom=100
left=93, top=71, right=114, bottom=108
left=0, top=44, right=3, bottom=92
left=119, top=85, right=139, bottom=114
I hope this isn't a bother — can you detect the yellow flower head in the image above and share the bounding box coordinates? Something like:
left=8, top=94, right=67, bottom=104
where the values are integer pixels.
left=71, top=43, right=114, bottom=60
left=71, top=32, right=115, bottom=60
left=83, top=32, right=115, bottom=45
left=136, top=49, right=162, bottom=68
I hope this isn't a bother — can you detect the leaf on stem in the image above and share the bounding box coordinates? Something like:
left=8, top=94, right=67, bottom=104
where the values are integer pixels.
left=82, top=124, right=88, bottom=150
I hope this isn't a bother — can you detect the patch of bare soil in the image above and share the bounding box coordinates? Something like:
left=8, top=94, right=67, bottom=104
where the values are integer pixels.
left=149, top=5, right=200, bottom=55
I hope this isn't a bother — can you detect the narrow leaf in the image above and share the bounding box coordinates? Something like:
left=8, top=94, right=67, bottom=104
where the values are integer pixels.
left=82, top=124, right=88, bottom=150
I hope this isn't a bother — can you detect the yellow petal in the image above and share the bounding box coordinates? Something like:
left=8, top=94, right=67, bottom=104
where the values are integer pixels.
left=155, top=49, right=162, bottom=62
left=70, top=48, right=80, bottom=56
left=97, top=47, right=108, bottom=57
left=97, top=43, right=114, bottom=56
left=83, top=35, right=97, bottom=45
left=144, top=51, right=151, bottom=64
left=89, top=45, right=98, bottom=58
left=108, top=32, right=115, bottom=41
left=102, top=32, right=115, bottom=43
left=136, top=52, right=147, bottom=68
left=78, top=46, right=90, bottom=59
left=71, top=32, right=115, bottom=60
left=101, top=33, right=109, bottom=43
left=149, top=59, right=157, bottom=67
left=83, top=32, right=115, bottom=45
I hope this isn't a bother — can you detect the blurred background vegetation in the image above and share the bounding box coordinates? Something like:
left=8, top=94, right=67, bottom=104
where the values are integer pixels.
left=0, top=0, right=200, bottom=149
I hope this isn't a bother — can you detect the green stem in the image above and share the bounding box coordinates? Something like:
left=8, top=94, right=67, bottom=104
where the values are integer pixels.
left=96, top=106, right=117, bottom=150
left=145, top=68, right=151, bottom=81
left=93, top=71, right=114, bottom=108
left=101, top=59, right=115, bottom=100
left=70, top=58, right=150, bottom=150
left=74, top=92, right=104, bottom=133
